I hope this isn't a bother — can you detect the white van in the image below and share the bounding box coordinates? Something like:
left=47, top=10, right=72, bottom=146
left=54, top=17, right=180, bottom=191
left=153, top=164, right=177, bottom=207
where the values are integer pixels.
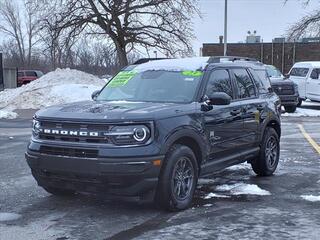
left=288, top=62, right=320, bottom=106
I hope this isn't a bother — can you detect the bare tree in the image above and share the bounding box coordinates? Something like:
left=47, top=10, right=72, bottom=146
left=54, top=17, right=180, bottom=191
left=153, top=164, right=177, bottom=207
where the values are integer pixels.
left=0, top=0, right=26, bottom=65
left=36, top=0, right=200, bottom=67
left=286, top=0, right=320, bottom=40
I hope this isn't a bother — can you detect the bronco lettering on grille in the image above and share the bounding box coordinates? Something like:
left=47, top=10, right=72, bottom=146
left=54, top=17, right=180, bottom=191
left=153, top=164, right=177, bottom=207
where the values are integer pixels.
left=41, top=129, right=99, bottom=137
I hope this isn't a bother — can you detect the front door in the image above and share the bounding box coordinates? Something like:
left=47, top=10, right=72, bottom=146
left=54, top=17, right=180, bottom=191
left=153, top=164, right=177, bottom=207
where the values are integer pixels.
left=307, top=68, right=320, bottom=101
left=202, top=69, right=244, bottom=173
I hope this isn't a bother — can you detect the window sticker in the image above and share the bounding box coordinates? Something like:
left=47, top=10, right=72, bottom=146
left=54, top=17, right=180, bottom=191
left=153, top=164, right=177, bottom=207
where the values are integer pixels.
left=182, top=71, right=203, bottom=77
left=107, top=71, right=137, bottom=88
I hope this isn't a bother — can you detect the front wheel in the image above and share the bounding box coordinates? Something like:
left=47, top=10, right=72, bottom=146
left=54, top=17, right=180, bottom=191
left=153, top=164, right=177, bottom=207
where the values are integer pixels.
left=251, top=127, right=280, bottom=176
left=284, top=105, right=297, bottom=113
left=155, top=144, right=198, bottom=211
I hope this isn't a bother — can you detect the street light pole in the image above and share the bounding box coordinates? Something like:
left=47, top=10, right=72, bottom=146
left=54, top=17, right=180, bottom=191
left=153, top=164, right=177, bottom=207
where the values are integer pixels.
left=224, top=0, right=228, bottom=56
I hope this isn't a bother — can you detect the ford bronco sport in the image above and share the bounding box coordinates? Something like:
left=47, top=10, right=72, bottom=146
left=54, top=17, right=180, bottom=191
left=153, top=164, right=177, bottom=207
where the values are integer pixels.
left=26, top=57, right=281, bottom=211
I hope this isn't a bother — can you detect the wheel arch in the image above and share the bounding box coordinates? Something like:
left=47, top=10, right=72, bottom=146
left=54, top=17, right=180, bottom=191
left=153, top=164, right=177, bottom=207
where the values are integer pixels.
left=162, top=129, right=208, bottom=173
left=264, top=119, right=281, bottom=139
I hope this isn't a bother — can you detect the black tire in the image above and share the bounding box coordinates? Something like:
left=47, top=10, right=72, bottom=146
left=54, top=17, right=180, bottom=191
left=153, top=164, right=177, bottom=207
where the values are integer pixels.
left=251, top=127, right=280, bottom=176
left=297, top=98, right=303, bottom=107
left=155, top=144, right=198, bottom=211
left=284, top=105, right=297, bottom=113
left=43, top=186, right=75, bottom=196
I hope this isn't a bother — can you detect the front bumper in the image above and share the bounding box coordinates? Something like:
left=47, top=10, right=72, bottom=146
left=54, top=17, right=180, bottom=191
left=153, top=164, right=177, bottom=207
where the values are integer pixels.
left=25, top=149, right=164, bottom=197
left=278, top=94, right=299, bottom=106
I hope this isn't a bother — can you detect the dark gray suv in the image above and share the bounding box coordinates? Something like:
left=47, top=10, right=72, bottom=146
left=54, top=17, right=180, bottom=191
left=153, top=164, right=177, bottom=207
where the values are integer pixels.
left=26, top=56, right=281, bottom=211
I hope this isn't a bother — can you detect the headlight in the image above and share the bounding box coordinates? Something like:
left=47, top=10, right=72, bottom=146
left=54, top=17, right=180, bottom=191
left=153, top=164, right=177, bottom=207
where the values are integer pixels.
left=32, top=119, right=41, bottom=137
left=109, top=125, right=151, bottom=145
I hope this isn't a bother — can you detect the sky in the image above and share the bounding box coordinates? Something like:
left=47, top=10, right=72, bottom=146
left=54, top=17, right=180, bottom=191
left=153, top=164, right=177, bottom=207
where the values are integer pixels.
left=193, top=0, right=319, bottom=55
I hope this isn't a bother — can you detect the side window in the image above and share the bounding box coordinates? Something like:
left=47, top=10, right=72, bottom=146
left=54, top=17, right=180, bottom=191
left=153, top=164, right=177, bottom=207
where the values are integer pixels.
left=254, top=70, right=271, bottom=93
left=233, top=68, right=256, bottom=99
left=310, top=69, right=320, bottom=80
left=205, top=69, right=233, bottom=99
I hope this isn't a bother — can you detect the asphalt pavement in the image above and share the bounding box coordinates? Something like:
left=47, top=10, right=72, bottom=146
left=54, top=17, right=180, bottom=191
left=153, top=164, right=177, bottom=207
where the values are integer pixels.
left=0, top=112, right=319, bottom=240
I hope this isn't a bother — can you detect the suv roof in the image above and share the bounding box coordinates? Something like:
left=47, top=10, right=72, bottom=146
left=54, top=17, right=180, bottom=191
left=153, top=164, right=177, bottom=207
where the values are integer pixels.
left=131, top=56, right=266, bottom=72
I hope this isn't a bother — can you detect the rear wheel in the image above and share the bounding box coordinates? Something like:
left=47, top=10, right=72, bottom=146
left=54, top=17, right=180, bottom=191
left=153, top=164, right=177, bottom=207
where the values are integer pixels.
left=284, top=105, right=297, bottom=113
left=155, top=144, right=198, bottom=211
left=251, top=127, right=280, bottom=176
left=43, top=186, right=75, bottom=196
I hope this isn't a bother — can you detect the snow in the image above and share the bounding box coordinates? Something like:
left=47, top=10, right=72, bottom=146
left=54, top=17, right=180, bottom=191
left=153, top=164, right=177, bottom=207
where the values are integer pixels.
left=216, top=183, right=271, bottom=196
left=204, top=192, right=230, bottom=199
left=0, top=68, right=105, bottom=119
left=282, top=101, right=320, bottom=117
left=0, top=110, right=18, bottom=119
left=282, top=108, right=320, bottom=117
left=301, top=195, right=320, bottom=202
left=0, top=212, right=21, bottom=222
left=226, top=163, right=251, bottom=171
left=134, top=57, right=210, bottom=72
left=203, top=204, right=213, bottom=207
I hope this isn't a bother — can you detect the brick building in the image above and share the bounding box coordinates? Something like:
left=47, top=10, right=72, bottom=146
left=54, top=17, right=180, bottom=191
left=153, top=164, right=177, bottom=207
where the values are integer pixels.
left=202, top=42, right=320, bottom=74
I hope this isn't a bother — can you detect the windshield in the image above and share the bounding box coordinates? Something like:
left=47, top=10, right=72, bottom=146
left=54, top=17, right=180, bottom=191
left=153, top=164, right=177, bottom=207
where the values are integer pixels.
left=97, top=70, right=203, bottom=103
left=290, top=67, right=309, bottom=77
left=266, top=66, right=282, bottom=78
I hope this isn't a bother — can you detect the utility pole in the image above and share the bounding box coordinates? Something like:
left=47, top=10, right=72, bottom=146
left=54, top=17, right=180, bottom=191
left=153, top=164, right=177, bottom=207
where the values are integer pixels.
left=224, top=0, right=228, bottom=56
left=0, top=52, right=3, bottom=91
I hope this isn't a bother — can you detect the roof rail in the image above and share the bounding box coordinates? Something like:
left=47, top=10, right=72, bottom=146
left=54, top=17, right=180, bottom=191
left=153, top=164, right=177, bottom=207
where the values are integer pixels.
left=208, top=56, right=259, bottom=63
left=133, top=58, right=171, bottom=65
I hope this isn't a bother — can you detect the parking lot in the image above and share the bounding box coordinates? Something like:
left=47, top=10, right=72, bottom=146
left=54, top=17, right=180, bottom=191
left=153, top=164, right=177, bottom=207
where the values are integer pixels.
left=0, top=108, right=320, bottom=240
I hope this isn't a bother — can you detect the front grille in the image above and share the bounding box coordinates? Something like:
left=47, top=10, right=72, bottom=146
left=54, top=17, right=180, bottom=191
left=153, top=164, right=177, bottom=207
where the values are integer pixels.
left=272, top=85, right=294, bottom=95
left=38, top=120, right=111, bottom=144
left=40, top=146, right=98, bottom=158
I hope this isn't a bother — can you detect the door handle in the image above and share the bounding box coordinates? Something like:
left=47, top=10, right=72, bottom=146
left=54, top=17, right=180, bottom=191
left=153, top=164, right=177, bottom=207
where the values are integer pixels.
left=257, top=105, right=264, bottom=111
left=230, top=109, right=241, bottom=116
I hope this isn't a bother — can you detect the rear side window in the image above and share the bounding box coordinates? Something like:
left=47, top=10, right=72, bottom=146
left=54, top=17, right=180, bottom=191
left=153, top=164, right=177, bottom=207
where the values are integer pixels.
left=233, top=68, right=256, bottom=99
left=254, top=70, right=271, bottom=93
left=17, top=72, right=24, bottom=77
left=25, top=71, right=37, bottom=77
left=205, top=69, right=233, bottom=99
left=310, top=68, right=320, bottom=80
left=290, top=68, right=309, bottom=77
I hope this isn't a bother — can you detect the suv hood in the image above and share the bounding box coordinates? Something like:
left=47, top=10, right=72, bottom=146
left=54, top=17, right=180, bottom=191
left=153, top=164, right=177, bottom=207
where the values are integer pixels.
left=35, top=100, right=194, bottom=122
left=270, top=78, right=294, bottom=86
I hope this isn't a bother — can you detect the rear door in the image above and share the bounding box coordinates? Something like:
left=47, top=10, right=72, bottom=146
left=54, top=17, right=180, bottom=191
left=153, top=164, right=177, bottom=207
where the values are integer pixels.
left=231, top=68, right=261, bottom=150
left=307, top=68, right=320, bottom=101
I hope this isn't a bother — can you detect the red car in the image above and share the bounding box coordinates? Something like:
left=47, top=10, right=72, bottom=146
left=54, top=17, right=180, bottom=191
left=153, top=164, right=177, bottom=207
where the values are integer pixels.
left=17, top=70, right=43, bottom=86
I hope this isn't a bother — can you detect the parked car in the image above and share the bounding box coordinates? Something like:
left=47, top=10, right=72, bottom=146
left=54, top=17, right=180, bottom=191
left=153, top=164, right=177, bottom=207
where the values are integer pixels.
left=288, top=62, right=320, bottom=106
left=26, top=56, right=281, bottom=211
left=18, top=70, right=44, bottom=86
left=265, top=65, right=299, bottom=113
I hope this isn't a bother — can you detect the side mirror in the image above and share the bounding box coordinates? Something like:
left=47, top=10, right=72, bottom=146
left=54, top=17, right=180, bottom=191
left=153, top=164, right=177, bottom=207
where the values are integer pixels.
left=91, top=90, right=100, bottom=100
left=206, top=92, right=231, bottom=106
left=284, top=73, right=290, bottom=79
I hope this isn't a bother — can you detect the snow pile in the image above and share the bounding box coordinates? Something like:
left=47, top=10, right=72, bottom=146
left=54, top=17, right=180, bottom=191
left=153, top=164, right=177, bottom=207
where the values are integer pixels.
left=216, top=183, right=271, bottom=196
left=301, top=195, right=320, bottom=202
left=0, top=110, right=18, bottom=119
left=0, top=68, right=105, bottom=119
